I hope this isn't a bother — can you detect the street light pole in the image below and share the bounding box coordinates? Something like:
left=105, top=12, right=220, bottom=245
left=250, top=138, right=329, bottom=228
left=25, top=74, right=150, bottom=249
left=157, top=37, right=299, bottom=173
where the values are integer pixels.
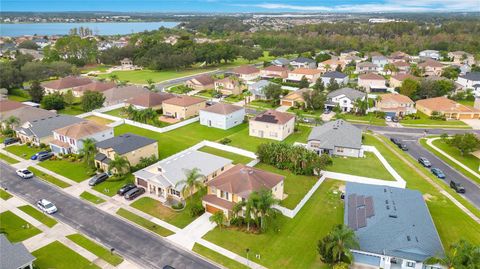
left=246, top=248, right=250, bottom=267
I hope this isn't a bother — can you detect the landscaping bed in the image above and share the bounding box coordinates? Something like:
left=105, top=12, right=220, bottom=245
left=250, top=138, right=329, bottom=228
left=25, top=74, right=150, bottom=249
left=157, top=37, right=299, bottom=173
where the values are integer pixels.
left=18, top=205, right=57, bottom=228
left=116, top=208, right=174, bottom=237
left=32, top=241, right=100, bottom=269
left=66, top=233, right=123, bottom=266
left=0, top=211, right=42, bottom=242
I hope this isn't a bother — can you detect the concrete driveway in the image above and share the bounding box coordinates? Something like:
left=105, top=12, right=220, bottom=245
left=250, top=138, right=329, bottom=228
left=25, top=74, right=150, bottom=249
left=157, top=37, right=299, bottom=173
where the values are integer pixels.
left=461, top=119, right=480, bottom=130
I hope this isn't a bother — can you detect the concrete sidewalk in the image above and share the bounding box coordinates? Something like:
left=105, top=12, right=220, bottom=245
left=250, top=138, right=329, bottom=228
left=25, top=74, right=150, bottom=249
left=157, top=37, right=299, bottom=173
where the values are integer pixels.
left=168, top=213, right=216, bottom=250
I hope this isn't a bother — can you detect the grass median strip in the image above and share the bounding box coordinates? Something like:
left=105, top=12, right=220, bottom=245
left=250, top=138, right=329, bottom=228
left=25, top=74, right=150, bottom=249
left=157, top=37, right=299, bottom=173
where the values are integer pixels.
left=80, top=191, right=106, bottom=205
left=18, top=205, right=57, bottom=228
left=193, top=243, right=249, bottom=269
left=28, top=166, right=71, bottom=188
left=116, top=208, right=174, bottom=237
left=0, top=189, right=13, bottom=200
left=0, top=153, right=20, bottom=164
left=66, top=233, right=124, bottom=266
left=32, top=240, right=100, bottom=269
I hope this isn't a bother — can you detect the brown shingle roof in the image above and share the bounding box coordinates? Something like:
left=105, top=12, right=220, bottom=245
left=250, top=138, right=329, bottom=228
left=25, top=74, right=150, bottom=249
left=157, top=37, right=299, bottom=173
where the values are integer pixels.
left=162, top=95, right=205, bottom=107
left=0, top=100, right=26, bottom=112
left=416, top=97, right=479, bottom=113
left=290, top=68, right=321, bottom=75
left=252, top=110, right=295, bottom=125
left=126, top=92, right=175, bottom=108
left=42, top=76, right=92, bottom=90
left=206, top=164, right=284, bottom=199
left=392, top=61, right=410, bottom=67
left=54, top=120, right=111, bottom=139
left=233, top=65, right=260, bottom=75
left=190, top=75, right=214, bottom=86
left=391, top=74, right=418, bottom=82
left=74, top=81, right=116, bottom=93
left=359, top=73, right=385, bottom=80
left=419, top=60, right=444, bottom=68
left=380, top=93, right=414, bottom=104
left=202, top=194, right=235, bottom=210
left=201, top=103, right=243, bottom=115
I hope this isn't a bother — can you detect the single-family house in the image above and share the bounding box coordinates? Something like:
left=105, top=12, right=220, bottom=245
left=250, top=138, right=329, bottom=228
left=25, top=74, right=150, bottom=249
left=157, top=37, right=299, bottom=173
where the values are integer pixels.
left=457, top=72, right=480, bottom=96
left=125, top=92, right=176, bottom=110
left=0, top=105, right=56, bottom=130
left=318, top=59, right=346, bottom=73
left=355, top=62, right=377, bottom=74
left=102, top=85, right=151, bottom=106
left=15, top=115, right=84, bottom=146
left=199, top=103, right=245, bottom=130
left=419, top=50, right=440, bottom=60
left=287, top=68, right=321, bottom=83
left=0, top=234, right=36, bottom=269
left=162, top=96, right=206, bottom=120
left=392, top=61, right=411, bottom=74
left=358, top=73, right=387, bottom=92
left=249, top=110, right=295, bottom=141
left=271, top=58, right=290, bottom=67
left=233, top=65, right=260, bottom=81
left=260, top=65, right=288, bottom=79
left=50, top=120, right=113, bottom=155
left=344, top=182, right=444, bottom=269
left=448, top=51, right=475, bottom=66
left=133, top=150, right=233, bottom=201
left=419, top=60, right=444, bottom=77
left=321, top=71, right=349, bottom=86
left=372, top=56, right=389, bottom=70
left=214, top=77, right=244, bottom=96
left=248, top=80, right=277, bottom=100
left=280, top=88, right=309, bottom=107
left=185, top=75, right=215, bottom=91
left=290, top=57, right=317, bottom=69
left=0, top=100, right=26, bottom=113
left=95, top=133, right=158, bottom=172
left=202, top=164, right=284, bottom=218
left=340, top=50, right=359, bottom=59
left=42, top=76, right=93, bottom=95
left=307, top=120, right=363, bottom=157
left=325, top=88, right=365, bottom=113
left=416, top=96, right=480, bottom=120
left=389, top=74, right=419, bottom=88
left=120, top=58, right=134, bottom=69
left=376, top=93, right=416, bottom=117
left=72, top=81, right=116, bottom=97
left=389, top=51, right=411, bottom=62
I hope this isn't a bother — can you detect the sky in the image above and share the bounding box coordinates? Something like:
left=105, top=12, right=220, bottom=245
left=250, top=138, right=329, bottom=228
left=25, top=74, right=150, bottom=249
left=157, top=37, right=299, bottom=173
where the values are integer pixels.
left=2, top=0, right=479, bottom=13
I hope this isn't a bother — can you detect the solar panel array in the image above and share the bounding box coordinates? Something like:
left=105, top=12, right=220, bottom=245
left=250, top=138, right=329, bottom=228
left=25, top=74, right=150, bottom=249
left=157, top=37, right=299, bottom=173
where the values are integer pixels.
left=255, top=114, right=279, bottom=124
left=347, top=193, right=375, bottom=231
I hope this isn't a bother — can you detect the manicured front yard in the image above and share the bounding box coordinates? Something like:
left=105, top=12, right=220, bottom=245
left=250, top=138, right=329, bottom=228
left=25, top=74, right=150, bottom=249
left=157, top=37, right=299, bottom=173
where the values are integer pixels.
left=338, top=113, right=386, bottom=126
left=203, top=179, right=343, bottom=269
left=328, top=152, right=396, bottom=181
left=38, top=159, right=94, bottom=182
left=247, top=100, right=279, bottom=110
left=92, top=174, right=134, bottom=197
left=0, top=211, right=42, bottom=242
left=0, top=189, right=13, bottom=200
left=400, top=111, right=469, bottom=128
left=84, top=116, right=114, bottom=126
left=18, top=205, right=57, bottom=228
left=66, top=234, right=123, bottom=266
left=32, top=241, right=100, bottom=269
left=5, top=144, right=43, bottom=159
left=80, top=191, right=106, bottom=204
left=198, top=146, right=254, bottom=164
left=193, top=243, right=249, bottom=269
left=28, top=166, right=71, bottom=188
left=0, top=152, right=20, bottom=164
left=430, top=138, right=479, bottom=179
left=116, top=208, right=174, bottom=237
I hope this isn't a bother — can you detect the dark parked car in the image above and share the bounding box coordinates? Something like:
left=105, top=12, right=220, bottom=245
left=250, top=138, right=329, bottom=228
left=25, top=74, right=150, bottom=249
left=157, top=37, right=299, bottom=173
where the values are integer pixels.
left=398, top=143, right=408, bottom=151
left=431, top=168, right=446, bottom=179
left=37, top=152, right=54, bottom=161
left=88, top=173, right=109, bottom=186
left=418, top=157, right=431, bottom=167
left=117, top=183, right=137, bottom=196
left=392, top=116, right=399, bottom=122
left=124, top=187, right=145, bottom=200
left=450, top=181, right=465, bottom=193
left=31, top=151, right=50, bottom=160
left=390, top=137, right=401, bottom=145
left=4, top=137, right=20, bottom=146
left=163, top=266, right=175, bottom=269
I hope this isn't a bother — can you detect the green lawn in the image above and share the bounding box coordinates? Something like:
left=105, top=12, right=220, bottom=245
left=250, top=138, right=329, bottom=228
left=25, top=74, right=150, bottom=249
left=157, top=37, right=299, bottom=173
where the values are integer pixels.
left=0, top=189, right=13, bottom=200
left=66, top=234, right=123, bottom=266
left=400, top=111, right=469, bottom=128
left=58, top=104, right=85, bottom=115
left=131, top=189, right=205, bottom=228
left=18, top=205, right=57, bottom=228
left=193, top=243, right=249, bottom=269
left=32, top=241, right=100, bottom=269
left=97, top=68, right=218, bottom=84
left=80, top=191, right=106, bottom=205
left=104, top=107, right=126, bottom=118
left=116, top=208, right=174, bottom=237
left=80, top=64, right=112, bottom=73
left=198, top=146, right=254, bottom=164
left=92, top=174, right=134, bottom=197
left=338, top=113, right=387, bottom=126
left=84, top=116, right=114, bottom=126
left=7, top=88, right=30, bottom=102
left=5, top=144, right=43, bottom=159
left=288, top=107, right=323, bottom=117
left=0, top=153, right=20, bottom=164
left=247, top=100, right=279, bottom=110
left=457, top=99, right=474, bottom=107
left=430, top=138, right=479, bottom=179
left=203, top=180, right=343, bottom=269
left=38, top=159, right=94, bottom=182
left=167, top=84, right=194, bottom=94
left=28, top=166, right=71, bottom=188
left=0, top=211, right=42, bottom=242
left=328, top=152, right=396, bottom=181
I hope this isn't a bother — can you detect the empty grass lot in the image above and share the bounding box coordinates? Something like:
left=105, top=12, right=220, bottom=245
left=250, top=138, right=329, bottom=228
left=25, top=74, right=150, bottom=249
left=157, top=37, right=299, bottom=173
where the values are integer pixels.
left=66, top=234, right=123, bottom=266
left=338, top=113, right=386, bottom=126
left=203, top=180, right=343, bottom=269
left=5, top=144, right=42, bottom=159
left=116, top=208, right=174, bottom=237
left=192, top=243, right=249, bottom=269
left=0, top=189, right=13, bottom=200
left=84, top=116, right=114, bottom=126
left=103, top=107, right=126, bottom=118
left=198, top=146, right=254, bottom=164
left=38, top=159, right=94, bottom=182
left=28, top=166, right=71, bottom=188
left=18, top=205, right=57, bottom=228
left=328, top=152, right=396, bottom=181
left=0, top=152, right=20, bottom=164
left=32, top=241, right=100, bottom=269
left=97, top=68, right=217, bottom=84
left=0, top=211, right=42, bottom=242
left=80, top=191, right=106, bottom=205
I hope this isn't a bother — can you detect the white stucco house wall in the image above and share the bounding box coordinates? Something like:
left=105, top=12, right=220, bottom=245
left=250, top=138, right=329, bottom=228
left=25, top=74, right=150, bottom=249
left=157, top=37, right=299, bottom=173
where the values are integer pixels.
left=199, top=103, right=245, bottom=130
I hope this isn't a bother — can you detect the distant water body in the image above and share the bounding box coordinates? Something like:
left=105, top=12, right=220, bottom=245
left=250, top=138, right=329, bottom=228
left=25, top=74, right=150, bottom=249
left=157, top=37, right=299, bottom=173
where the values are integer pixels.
left=0, top=21, right=179, bottom=37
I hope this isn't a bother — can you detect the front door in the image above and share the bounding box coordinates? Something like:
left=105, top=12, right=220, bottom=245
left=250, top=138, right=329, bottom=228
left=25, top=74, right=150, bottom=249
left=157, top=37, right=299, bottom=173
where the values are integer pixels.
left=258, top=130, right=264, bottom=138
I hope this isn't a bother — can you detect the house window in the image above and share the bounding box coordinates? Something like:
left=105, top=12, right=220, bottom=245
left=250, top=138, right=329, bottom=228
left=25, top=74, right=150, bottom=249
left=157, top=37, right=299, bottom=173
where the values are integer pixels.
left=221, top=166, right=224, bottom=171
left=406, top=262, right=415, bottom=268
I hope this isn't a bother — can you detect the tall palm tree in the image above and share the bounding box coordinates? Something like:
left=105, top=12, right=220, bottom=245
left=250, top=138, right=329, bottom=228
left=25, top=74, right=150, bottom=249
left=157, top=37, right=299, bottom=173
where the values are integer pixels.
left=108, top=154, right=130, bottom=176
left=4, top=116, right=20, bottom=129
left=209, top=211, right=225, bottom=228
left=255, top=190, right=281, bottom=232
left=325, top=224, right=359, bottom=264
left=424, top=240, right=480, bottom=269
left=109, top=74, right=118, bottom=82
left=175, top=168, right=204, bottom=202
left=80, top=138, right=97, bottom=168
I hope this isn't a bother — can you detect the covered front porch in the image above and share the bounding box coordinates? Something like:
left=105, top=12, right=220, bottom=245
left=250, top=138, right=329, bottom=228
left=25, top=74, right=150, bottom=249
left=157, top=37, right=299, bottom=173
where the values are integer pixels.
left=49, top=139, right=71, bottom=155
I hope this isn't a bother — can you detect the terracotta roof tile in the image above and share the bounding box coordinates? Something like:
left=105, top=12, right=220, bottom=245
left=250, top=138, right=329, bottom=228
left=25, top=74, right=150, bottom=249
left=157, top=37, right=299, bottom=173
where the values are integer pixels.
left=233, top=65, right=260, bottom=75
left=359, top=73, right=385, bottom=80
left=0, top=100, right=26, bottom=112
left=42, top=76, right=92, bottom=90
left=126, top=92, right=175, bottom=107
left=380, top=93, right=414, bottom=104
left=416, top=97, right=479, bottom=113
left=54, top=120, right=111, bottom=139
left=162, top=95, right=205, bottom=107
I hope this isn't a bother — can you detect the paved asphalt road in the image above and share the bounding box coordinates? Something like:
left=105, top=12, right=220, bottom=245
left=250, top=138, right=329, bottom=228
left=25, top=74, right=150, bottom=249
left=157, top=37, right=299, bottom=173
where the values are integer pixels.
left=0, top=162, right=218, bottom=269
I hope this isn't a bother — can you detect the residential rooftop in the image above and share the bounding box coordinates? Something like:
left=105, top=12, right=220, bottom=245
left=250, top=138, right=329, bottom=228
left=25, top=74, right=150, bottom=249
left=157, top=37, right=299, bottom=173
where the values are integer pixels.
left=200, top=103, right=243, bottom=115
left=308, top=119, right=362, bottom=150
left=252, top=110, right=295, bottom=125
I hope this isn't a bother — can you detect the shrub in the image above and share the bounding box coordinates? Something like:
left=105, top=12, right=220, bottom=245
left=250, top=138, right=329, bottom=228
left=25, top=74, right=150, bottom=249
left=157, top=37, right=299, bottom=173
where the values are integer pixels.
left=219, top=138, right=232, bottom=145
left=171, top=202, right=184, bottom=210
left=189, top=203, right=204, bottom=217
left=430, top=111, right=446, bottom=121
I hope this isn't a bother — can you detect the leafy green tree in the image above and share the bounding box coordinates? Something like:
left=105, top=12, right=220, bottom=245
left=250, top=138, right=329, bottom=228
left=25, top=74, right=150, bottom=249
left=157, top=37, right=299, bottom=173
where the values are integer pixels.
left=315, top=53, right=331, bottom=63
left=441, top=66, right=461, bottom=80
left=263, top=83, right=283, bottom=104
left=108, top=154, right=131, bottom=176
left=209, top=211, right=226, bottom=228
left=400, top=78, right=420, bottom=98
left=317, top=224, right=359, bottom=265
left=447, top=133, right=480, bottom=156
left=253, top=190, right=281, bottom=232
left=28, top=80, right=45, bottom=103
left=312, top=78, right=325, bottom=91
left=239, top=47, right=263, bottom=62
left=303, top=89, right=326, bottom=111
left=299, top=76, right=310, bottom=89
left=81, top=91, right=105, bottom=112
left=0, top=62, right=23, bottom=89
left=327, top=78, right=340, bottom=92
left=18, top=40, right=39, bottom=50
left=80, top=138, right=97, bottom=168
left=41, top=93, right=65, bottom=110
left=175, top=168, right=204, bottom=202
left=63, top=90, right=75, bottom=106
left=425, top=240, right=480, bottom=269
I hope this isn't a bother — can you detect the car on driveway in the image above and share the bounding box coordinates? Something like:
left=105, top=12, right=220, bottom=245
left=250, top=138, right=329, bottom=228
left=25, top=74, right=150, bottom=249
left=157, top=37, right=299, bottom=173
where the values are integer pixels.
left=117, top=183, right=137, bottom=196
left=88, top=173, right=109, bottom=186
left=37, top=152, right=54, bottom=161
left=16, top=169, right=34, bottom=179
left=36, top=199, right=58, bottom=214
left=30, top=151, right=50, bottom=160
left=124, top=187, right=145, bottom=200
left=3, top=137, right=20, bottom=146
left=418, top=157, right=431, bottom=167
left=431, top=168, right=446, bottom=179
left=450, top=180, right=466, bottom=193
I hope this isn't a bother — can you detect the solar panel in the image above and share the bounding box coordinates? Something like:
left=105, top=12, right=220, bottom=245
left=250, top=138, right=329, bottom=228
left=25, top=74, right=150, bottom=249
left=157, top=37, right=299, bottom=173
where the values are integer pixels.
left=357, top=195, right=365, bottom=206
left=255, top=114, right=278, bottom=123
left=348, top=194, right=357, bottom=230
left=365, top=196, right=375, bottom=217
left=357, top=207, right=367, bottom=228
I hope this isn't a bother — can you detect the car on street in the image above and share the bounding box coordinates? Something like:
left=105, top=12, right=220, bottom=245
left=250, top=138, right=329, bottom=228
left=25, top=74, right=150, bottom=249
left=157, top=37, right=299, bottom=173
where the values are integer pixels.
left=117, top=183, right=137, bottom=196
left=3, top=137, right=20, bottom=146
left=36, top=199, right=58, bottom=214
left=431, top=168, right=446, bottom=179
left=88, top=173, right=109, bottom=186
left=37, top=152, right=54, bottom=161
left=385, top=116, right=392, bottom=121
left=124, top=187, right=145, bottom=200
left=418, top=157, right=432, bottom=167
left=450, top=180, right=466, bottom=193
left=16, top=169, right=34, bottom=179
left=398, top=143, right=408, bottom=151
left=30, top=151, right=50, bottom=160
left=390, top=137, right=401, bottom=145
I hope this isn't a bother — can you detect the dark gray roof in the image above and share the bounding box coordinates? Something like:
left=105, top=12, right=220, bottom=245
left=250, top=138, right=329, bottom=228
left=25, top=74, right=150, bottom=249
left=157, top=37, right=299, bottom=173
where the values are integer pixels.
left=460, top=72, right=480, bottom=81
left=345, top=183, right=444, bottom=262
left=327, top=87, right=365, bottom=101
left=292, top=57, right=315, bottom=63
left=16, top=115, right=84, bottom=139
left=308, top=120, right=362, bottom=150
left=248, top=80, right=276, bottom=97
left=322, top=71, right=347, bottom=79
left=95, top=133, right=156, bottom=155
left=0, top=235, right=36, bottom=269
left=272, top=58, right=290, bottom=65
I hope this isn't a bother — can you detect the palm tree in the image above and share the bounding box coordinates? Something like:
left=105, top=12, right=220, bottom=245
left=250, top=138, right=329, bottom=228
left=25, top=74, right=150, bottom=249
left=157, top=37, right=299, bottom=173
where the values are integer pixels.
left=4, top=116, right=20, bottom=129
left=424, top=240, right=479, bottom=269
left=80, top=138, right=97, bottom=168
left=318, top=224, right=359, bottom=265
left=209, top=211, right=226, bottom=228
left=108, top=154, right=130, bottom=176
left=146, top=79, right=156, bottom=91
left=175, top=168, right=204, bottom=201
left=109, top=74, right=118, bottom=82
left=254, top=190, right=281, bottom=232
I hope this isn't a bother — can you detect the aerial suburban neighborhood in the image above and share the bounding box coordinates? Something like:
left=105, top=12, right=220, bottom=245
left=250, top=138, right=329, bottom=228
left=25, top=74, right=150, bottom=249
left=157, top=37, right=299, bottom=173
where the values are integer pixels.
left=0, top=3, right=479, bottom=269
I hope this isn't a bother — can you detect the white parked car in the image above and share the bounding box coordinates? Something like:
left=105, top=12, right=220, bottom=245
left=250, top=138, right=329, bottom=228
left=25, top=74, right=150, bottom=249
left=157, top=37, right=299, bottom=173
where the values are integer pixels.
left=16, top=169, right=34, bottom=179
left=36, top=199, right=57, bottom=214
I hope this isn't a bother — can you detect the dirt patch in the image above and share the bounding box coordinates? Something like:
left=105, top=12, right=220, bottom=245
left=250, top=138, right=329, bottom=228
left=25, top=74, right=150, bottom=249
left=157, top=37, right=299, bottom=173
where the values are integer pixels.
left=423, top=193, right=434, bottom=201
left=159, top=116, right=180, bottom=123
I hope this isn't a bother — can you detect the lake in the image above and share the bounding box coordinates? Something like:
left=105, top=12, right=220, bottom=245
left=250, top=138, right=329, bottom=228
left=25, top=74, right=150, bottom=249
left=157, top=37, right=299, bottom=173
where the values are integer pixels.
left=0, top=21, right=179, bottom=37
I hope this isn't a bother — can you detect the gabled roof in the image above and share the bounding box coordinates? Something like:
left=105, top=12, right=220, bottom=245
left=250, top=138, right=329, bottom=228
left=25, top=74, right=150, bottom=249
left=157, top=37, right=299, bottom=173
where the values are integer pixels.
left=460, top=72, right=480, bottom=81
left=206, top=164, right=284, bottom=199
left=416, top=97, right=479, bottom=113
left=74, top=81, right=116, bottom=93
left=263, top=65, right=288, bottom=72
left=249, top=80, right=276, bottom=96
left=322, top=71, right=347, bottom=79
left=392, top=61, right=410, bottom=67
left=96, top=133, right=156, bottom=154
left=357, top=62, right=377, bottom=68
left=0, top=106, right=56, bottom=124
left=17, top=115, right=84, bottom=139
left=271, top=58, right=290, bottom=65
left=419, top=60, right=443, bottom=68
left=42, top=76, right=92, bottom=90
left=372, top=55, right=388, bottom=62
left=390, top=73, right=418, bottom=82
left=126, top=92, right=176, bottom=108
left=308, top=120, right=362, bottom=150
left=162, top=95, right=205, bottom=107
left=282, top=88, right=309, bottom=102
left=102, top=85, right=150, bottom=104
left=327, top=88, right=365, bottom=101
left=252, top=110, right=295, bottom=125
left=0, top=235, right=36, bottom=269
left=233, top=65, right=260, bottom=75
left=201, top=103, right=243, bottom=115
left=344, top=183, right=444, bottom=262
left=291, top=57, right=315, bottom=63
left=359, top=73, right=385, bottom=81
left=0, top=100, right=26, bottom=112
left=379, top=93, right=414, bottom=104
left=189, top=75, right=214, bottom=86
left=54, top=120, right=111, bottom=140
left=290, top=68, right=321, bottom=75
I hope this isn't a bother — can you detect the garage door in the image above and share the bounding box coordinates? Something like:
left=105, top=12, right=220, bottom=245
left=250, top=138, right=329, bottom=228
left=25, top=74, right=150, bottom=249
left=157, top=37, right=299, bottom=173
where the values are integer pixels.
left=281, top=100, right=293, bottom=107
left=206, top=204, right=222, bottom=214
left=137, top=178, right=148, bottom=187
left=458, top=114, right=472, bottom=119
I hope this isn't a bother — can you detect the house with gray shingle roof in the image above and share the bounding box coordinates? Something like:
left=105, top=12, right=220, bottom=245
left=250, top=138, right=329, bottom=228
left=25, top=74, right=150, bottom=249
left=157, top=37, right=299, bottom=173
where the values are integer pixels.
left=321, top=71, right=349, bottom=86
left=248, top=80, right=277, bottom=100
left=325, top=87, right=366, bottom=113
left=344, top=182, right=444, bottom=269
left=307, top=119, right=363, bottom=157
left=0, top=234, right=36, bottom=269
